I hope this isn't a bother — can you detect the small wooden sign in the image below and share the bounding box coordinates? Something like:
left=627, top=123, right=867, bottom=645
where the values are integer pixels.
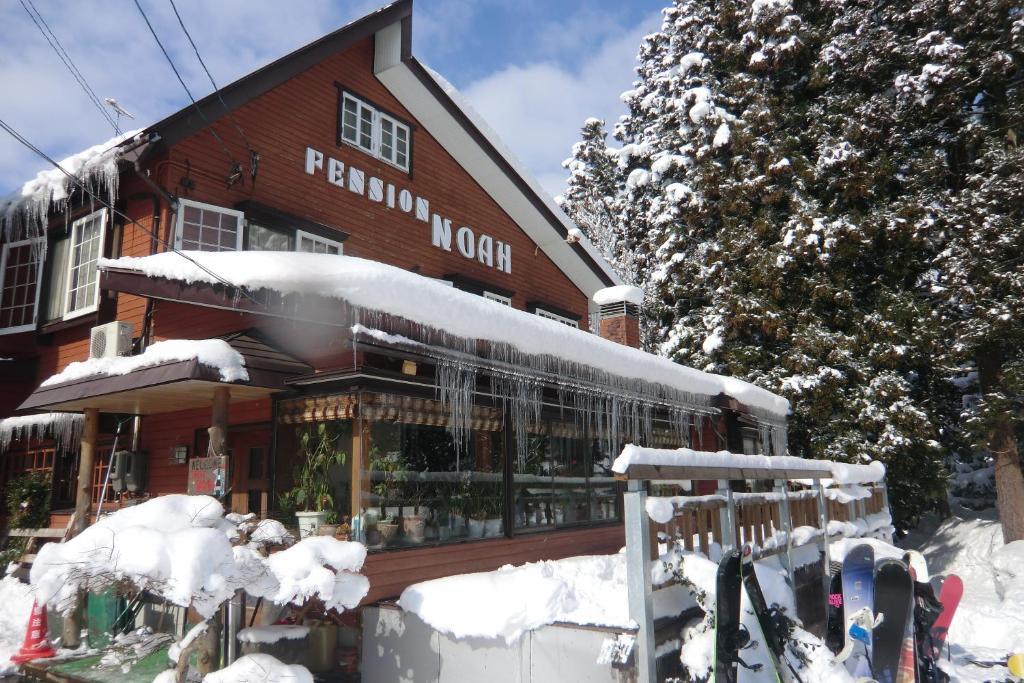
left=187, top=455, right=228, bottom=496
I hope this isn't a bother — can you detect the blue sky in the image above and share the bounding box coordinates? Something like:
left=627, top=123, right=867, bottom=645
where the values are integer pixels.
left=0, top=0, right=664, bottom=198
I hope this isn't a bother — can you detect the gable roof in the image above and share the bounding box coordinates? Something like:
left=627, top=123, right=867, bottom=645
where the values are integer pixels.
left=135, top=0, right=620, bottom=298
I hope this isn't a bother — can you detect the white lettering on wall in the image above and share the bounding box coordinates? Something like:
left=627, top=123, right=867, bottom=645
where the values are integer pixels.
left=328, top=158, right=345, bottom=187
left=496, top=241, right=512, bottom=274
left=477, top=234, right=493, bottom=267
left=368, top=177, right=384, bottom=203
left=305, top=147, right=323, bottom=174
left=415, top=197, right=430, bottom=223
left=432, top=214, right=452, bottom=251
left=303, top=145, right=511, bottom=274
left=398, top=189, right=413, bottom=213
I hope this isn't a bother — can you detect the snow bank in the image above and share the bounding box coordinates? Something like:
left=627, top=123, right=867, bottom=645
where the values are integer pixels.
left=31, top=496, right=368, bottom=619
left=592, top=284, right=644, bottom=307
left=0, top=576, right=34, bottom=676
left=613, top=445, right=829, bottom=475
left=99, top=251, right=789, bottom=420
left=0, top=412, right=83, bottom=453
left=202, top=654, right=313, bottom=683
left=398, top=553, right=695, bottom=643
left=237, top=625, right=310, bottom=644
left=41, top=339, right=248, bottom=387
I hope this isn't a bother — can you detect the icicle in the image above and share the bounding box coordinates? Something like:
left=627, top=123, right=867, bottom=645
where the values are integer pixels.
left=0, top=413, right=84, bottom=453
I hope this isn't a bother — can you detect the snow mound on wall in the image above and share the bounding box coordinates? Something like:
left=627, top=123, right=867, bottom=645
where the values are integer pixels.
left=41, top=339, right=248, bottom=387
left=202, top=654, right=313, bottom=683
left=99, top=251, right=789, bottom=420
left=398, top=553, right=696, bottom=644
left=261, top=537, right=368, bottom=613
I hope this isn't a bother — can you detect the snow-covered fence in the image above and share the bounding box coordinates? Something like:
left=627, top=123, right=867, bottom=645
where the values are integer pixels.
left=611, top=445, right=889, bottom=683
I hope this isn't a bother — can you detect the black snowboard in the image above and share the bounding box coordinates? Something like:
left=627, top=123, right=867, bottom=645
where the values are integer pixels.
left=872, top=559, right=914, bottom=683
left=826, top=568, right=846, bottom=655
left=714, top=549, right=743, bottom=683
left=741, top=544, right=799, bottom=682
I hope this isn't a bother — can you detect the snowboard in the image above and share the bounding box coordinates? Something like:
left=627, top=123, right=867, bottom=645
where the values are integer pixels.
left=903, top=550, right=930, bottom=583
left=714, top=549, right=744, bottom=683
left=739, top=544, right=798, bottom=683
left=929, top=575, right=963, bottom=659
left=826, top=569, right=846, bottom=655
left=872, top=559, right=914, bottom=683
left=842, top=544, right=876, bottom=677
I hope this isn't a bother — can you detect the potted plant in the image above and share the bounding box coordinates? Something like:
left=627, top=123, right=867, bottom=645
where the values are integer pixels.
left=318, top=510, right=340, bottom=536
left=288, top=424, right=347, bottom=538
left=401, top=478, right=427, bottom=544
left=482, top=485, right=504, bottom=538
left=377, top=510, right=399, bottom=545
left=370, top=448, right=404, bottom=546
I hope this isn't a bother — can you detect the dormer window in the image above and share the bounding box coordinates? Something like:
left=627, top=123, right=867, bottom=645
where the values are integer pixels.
left=338, top=89, right=412, bottom=172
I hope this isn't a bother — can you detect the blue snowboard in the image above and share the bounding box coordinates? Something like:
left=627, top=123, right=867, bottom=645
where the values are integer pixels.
left=842, top=543, right=875, bottom=678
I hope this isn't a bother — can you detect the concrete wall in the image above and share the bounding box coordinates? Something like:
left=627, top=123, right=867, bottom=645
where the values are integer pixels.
left=362, top=606, right=633, bottom=683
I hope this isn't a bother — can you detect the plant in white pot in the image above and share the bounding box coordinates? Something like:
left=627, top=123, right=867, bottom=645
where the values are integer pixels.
left=370, top=448, right=404, bottom=546
left=288, top=424, right=347, bottom=538
left=402, top=481, right=427, bottom=544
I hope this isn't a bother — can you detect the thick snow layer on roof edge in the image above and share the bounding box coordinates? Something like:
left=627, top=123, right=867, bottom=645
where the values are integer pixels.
left=0, top=412, right=83, bottom=453
left=1, top=130, right=141, bottom=243
left=421, top=66, right=622, bottom=288
left=613, top=445, right=885, bottom=483
left=40, top=338, right=248, bottom=387
left=99, top=251, right=789, bottom=419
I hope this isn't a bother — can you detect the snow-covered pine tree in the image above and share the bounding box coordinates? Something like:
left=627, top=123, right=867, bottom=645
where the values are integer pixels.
left=560, top=0, right=958, bottom=527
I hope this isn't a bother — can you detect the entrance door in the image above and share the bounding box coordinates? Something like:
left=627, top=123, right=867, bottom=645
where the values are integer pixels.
left=229, top=428, right=272, bottom=516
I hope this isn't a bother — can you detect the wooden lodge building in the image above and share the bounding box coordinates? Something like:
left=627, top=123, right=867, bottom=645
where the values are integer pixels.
left=0, top=0, right=789, bottom=609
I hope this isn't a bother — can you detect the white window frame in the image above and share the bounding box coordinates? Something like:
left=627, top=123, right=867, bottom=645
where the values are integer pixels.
left=63, top=209, right=107, bottom=320
left=535, top=307, right=578, bottom=328
left=0, top=238, right=45, bottom=335
left=174, top=199, right=245, bottom=252
left=483, top=291, right=511, bottom=307
left=295, top=230, right=344, bottom=255
left=339, top=91, right=411, bottom=173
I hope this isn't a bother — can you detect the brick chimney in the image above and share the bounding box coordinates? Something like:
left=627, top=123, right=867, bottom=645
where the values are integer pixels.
left=594, top=285, right=643, bottom=348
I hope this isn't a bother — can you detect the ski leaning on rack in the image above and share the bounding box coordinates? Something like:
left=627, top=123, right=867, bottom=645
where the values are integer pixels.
left=872, top=559, right=915, bottom=683
left=714, top=549, right=744, bottom=683
left=740, top=544, right=802, bottom=683
left=840, top=544, right=876, bottom=677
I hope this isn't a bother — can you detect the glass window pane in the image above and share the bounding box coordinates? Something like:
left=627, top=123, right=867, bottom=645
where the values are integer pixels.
left=247, top=222, right=293, bottom=251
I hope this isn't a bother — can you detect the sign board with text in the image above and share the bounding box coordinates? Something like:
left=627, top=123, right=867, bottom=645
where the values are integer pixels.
left=187, top=455, right=228, bottom=496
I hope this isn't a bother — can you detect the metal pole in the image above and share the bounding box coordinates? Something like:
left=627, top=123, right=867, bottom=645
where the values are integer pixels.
left=814, top=480, right=832, bottom=603
left=624, top=479, right=655, bottom=683
left=878, top=481, right=892, bottom=542
left=774, top=480, right=795, bottom=591
left=226, top=591, right=242, bottom=665
left=717, top=479, right=736, bottom=551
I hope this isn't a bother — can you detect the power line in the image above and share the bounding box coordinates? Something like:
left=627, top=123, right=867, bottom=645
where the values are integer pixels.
left=131, top=0, right=241, bottom=182
left=18, top=0, right=120, bottom=134
left=0, top=116, right=260, bottom=305
left=166, top=0, right=254, bottom=157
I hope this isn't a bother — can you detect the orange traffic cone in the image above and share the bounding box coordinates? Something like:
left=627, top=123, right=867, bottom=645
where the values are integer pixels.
left=11, top=600, right=57, bottom=663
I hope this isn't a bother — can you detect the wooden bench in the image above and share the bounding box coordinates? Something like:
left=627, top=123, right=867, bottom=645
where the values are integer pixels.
left=4, top=514, right=76, bottom=565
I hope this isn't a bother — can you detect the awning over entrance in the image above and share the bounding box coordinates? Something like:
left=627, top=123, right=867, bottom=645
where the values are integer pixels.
left=18, top=332, right=310, bottom=415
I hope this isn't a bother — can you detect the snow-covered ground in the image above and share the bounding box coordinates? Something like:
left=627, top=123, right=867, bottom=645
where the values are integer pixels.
left=0, top=576, right=34, bottom=677
left=902, top=505, right=1024, bottom=683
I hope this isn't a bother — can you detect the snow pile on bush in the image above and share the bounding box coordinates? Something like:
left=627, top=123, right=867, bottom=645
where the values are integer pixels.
left=30, top=495, right=368, bottom=619
left=41, top=339, right=248, bottom=387
left=201, top=654, right=313, bottom=683
left=398, top=553, right=695, bottom=643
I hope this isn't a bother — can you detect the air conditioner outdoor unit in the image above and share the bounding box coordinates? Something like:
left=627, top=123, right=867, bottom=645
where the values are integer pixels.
left=89, top=321, right=133, bottom=359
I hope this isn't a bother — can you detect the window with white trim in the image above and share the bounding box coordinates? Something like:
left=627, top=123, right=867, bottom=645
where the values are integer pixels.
left=0, top=238, right=44, bottom=334
left=339, top=91, right=411, bottom=172
left=64, top=210, right=106, bottom=318
left=535, top=308, right=578, bottom=328
left=483, top=291, right=511, bottom=306
left=174, top=200, right=244, bottom=252
left=295, top=230, right=343, bottom=255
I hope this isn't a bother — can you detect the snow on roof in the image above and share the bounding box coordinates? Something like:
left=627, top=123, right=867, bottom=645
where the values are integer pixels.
left=39, top=338, right=248, bottom=388
left=99, top=251, right=789, bottom=419
left=1, top=130, right=141, bottom=242
left=421, top=66, right=622, bottom=288
left=612, top=444, right=886, bottom=483
left=593, top=285, right=644, bottom=307
left=0, top=412, right=83, bottom=453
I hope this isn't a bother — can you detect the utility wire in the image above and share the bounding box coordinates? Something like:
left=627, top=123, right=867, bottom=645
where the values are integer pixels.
left=18, top=0, right=120, bottom=134
left=166, top=0, right=254, bottom=156
left=131, top=0, right=240, bottom=178
left=0, top=117, right=261, bottom=305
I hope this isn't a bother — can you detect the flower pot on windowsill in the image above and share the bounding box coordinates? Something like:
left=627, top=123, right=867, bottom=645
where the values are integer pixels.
left=483, top=517, right=503, bottom=538
left=318, top=523, right=340, bottom=537
left=378, top=521, right=399, bottom=545
left=295, top=510, right=328, bottom=538
left=467, top=517, right=485, bottom=538
left=403, top=514, right=426, bottom=544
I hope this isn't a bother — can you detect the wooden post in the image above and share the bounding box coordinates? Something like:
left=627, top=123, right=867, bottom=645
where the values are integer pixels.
left=209, top=387, right=230, bottom=457
left=63, top=407, right=99, bottom=649
left=351, top=418, right=370, bottom=541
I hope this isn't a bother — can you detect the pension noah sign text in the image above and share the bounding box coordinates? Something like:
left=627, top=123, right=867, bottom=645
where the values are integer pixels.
left=304, top=147, right=511, bottom=274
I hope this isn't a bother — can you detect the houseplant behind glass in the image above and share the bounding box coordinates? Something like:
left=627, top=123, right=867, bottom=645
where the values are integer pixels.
left=288, top=424, right=347, bottom=538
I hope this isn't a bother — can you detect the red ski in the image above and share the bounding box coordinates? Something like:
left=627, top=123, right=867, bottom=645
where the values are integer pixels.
left=929, top=574, right=963, bottom=658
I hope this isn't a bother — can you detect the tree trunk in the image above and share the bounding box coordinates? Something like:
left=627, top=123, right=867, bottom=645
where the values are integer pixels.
left=977, top=346, right=1024, bottom=542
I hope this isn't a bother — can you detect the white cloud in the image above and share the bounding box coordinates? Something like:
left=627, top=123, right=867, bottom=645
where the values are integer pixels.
left=457, top=11, right=659, bottom=198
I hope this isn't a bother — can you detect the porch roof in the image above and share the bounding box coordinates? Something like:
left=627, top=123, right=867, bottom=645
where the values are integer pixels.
left=18, top=332, right=310, bottom=415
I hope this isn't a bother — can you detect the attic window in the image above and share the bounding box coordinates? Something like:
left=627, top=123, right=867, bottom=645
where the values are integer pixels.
left=338, top=89, right=411, bottom=172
